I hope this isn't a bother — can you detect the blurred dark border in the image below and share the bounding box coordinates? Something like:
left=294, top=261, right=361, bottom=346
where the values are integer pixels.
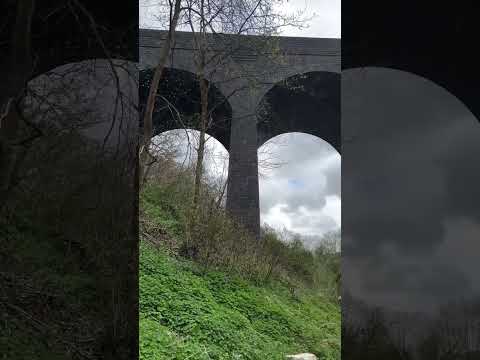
left=342, top=1, right=480, bottom=359
left=342, top=1, right=480, bottom=120
left=1, top=1, right=138, bottom=359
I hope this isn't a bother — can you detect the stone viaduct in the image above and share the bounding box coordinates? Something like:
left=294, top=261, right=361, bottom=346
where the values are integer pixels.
left=139, top=29, right=341, bottom=238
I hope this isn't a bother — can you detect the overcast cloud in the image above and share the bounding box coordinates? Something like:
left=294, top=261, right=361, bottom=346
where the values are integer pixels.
left=272, top=0, right=341, bottom=38
left=259, top=133, right=340, bottom=241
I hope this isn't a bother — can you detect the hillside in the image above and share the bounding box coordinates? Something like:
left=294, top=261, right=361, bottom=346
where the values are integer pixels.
left=139, top=181, right=341, bottom=359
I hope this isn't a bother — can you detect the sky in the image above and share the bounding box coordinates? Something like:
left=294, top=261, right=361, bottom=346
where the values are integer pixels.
left=259, top=133, right=340, bottom=243
left=141, top=0, right=342, bottom=247
left=272, top=0, right=341, bottom=38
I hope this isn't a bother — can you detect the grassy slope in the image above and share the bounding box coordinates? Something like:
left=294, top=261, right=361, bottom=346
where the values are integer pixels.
left=139, top=186, right=341, bottom=360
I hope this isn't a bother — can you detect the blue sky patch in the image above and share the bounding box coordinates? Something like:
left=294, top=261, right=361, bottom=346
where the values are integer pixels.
left=288, top=179, right=305, bottom=189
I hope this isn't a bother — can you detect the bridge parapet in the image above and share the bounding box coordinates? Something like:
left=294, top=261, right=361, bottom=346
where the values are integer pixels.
left=139, top=29, right=340, bottom=81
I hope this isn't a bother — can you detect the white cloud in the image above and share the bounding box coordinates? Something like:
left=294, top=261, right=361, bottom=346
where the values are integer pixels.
left=262, top=203, right=293, bottom=231
left=273, top=0, right=341, bottom=38
left=324, top=195, right=341, bottom=227
left=259, top=132, right=341, bottom=237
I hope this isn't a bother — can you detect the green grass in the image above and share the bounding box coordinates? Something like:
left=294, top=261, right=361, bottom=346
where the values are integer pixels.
left=140, top=183, right=186, bottom=238
left=139, top=241, right=340, bottom=359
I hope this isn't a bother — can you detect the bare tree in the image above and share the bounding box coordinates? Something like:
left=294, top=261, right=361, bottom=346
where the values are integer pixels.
left=177, top=0, right=308, bottom=208
left=257, top=135, right=288, bottom=179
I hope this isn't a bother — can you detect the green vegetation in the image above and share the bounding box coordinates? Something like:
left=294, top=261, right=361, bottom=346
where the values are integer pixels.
left=140, top=241, right=340, bottom=360
left=139, top=168, right=341, bottom=359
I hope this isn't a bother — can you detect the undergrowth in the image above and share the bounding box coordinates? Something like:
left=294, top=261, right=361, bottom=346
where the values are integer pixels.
left=140, top=177, right=340, bottom=299
left=139, top=169, right=341, bottom=359
left=139, top=241, right=340, bottom=359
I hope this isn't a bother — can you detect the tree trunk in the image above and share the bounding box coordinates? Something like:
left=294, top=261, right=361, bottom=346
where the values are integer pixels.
left=192, top=76, right=208, bottom=207
left=192, top=10, right=208, bottom=207
left=139, top=0, right=182, bottom=186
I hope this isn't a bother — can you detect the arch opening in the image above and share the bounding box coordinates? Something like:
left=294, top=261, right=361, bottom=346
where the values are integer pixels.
left=256, top=71, right=340, bottom=154
left=139, top=68, right=232, bottom=150
left=258, top=132, right=341, bottom=250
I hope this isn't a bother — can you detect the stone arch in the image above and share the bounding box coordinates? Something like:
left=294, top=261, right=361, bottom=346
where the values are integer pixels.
left=139, top=67, right=233, bottom=150
left=256, top=71, right=340, bottom=154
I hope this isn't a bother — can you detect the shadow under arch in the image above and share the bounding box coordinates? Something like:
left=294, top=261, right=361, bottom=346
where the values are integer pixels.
left=139, top=67, right=232, bottom=151
left=256, top=71, right=340, bottom=154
